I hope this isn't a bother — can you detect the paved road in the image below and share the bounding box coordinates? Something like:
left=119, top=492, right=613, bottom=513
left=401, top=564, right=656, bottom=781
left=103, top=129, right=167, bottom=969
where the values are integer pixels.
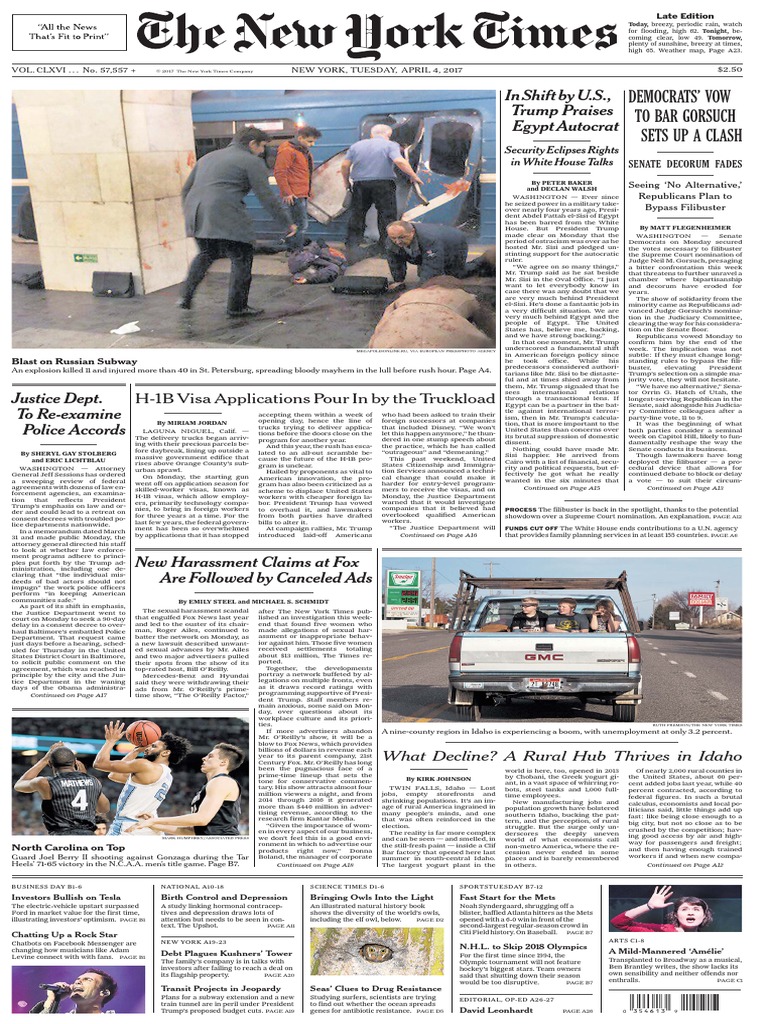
left=381, top=628, right=741, bottom=724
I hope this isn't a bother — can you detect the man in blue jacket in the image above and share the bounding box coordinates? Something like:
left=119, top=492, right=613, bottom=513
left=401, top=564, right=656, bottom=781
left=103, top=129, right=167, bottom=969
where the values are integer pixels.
left=385, top=220, right=469, bottom=289
left=341, top=125, right=423, bottom=261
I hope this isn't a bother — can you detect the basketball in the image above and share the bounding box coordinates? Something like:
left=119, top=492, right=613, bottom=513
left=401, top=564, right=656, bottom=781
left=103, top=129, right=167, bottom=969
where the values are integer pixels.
left=126, top=720, right=162, bottom=746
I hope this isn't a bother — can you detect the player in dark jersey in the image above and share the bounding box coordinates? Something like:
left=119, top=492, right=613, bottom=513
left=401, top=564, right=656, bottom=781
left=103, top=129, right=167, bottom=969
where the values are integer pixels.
left=127, top=743, right=244, bottom=836
left=189, top=754, right=243, bottom=836
left=14, top=743, right=110, bottom=835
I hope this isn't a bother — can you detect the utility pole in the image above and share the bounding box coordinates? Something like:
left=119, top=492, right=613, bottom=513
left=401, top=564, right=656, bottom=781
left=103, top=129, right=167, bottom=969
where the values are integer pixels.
left=710, top=579, right=721, bottom=625
left=429, top=557, right=436, bottom=629
left=483, top=561, right=498, bottom=578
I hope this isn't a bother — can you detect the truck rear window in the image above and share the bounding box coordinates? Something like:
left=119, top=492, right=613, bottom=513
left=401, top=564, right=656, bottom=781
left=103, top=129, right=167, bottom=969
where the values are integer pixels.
left=473, top=597, right=627, bottom=632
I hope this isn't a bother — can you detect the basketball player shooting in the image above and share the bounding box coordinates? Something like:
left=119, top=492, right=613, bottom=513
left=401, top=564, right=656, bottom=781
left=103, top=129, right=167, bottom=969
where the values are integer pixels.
left=93, top=721, right=191, bottom=836
left=126, top=743, right=244, bottom=836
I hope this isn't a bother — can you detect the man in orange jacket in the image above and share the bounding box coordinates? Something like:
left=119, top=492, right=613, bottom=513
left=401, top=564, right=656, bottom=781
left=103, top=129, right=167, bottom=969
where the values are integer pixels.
left=274, top=126, right=322, bottom=251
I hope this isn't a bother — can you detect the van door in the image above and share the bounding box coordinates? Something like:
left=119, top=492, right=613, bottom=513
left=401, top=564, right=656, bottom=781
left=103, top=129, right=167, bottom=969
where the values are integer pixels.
left=406, top=113, right=483, bottom=234
left=308, top=110, right=483, bottom=237
left=360, top=111, right=483, bottom=238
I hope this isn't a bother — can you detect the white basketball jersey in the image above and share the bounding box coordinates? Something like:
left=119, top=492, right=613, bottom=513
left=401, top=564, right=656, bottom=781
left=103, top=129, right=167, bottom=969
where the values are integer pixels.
left=108, top=765, right=173, bottom=834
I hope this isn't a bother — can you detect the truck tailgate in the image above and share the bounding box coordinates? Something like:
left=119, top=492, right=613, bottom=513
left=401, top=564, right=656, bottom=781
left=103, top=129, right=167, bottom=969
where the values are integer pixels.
left=456, top=634, right=630, bottom=674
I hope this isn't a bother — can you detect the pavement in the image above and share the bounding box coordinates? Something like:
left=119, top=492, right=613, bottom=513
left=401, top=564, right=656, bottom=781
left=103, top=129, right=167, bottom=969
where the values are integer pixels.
left=12, top=239, right=495, bottom=350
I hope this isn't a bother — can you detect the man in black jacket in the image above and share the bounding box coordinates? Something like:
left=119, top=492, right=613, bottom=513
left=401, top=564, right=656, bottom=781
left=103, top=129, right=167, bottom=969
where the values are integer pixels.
left=385, top=220, right=469, bottom=288
left=179, top=127, right=297, bottom=317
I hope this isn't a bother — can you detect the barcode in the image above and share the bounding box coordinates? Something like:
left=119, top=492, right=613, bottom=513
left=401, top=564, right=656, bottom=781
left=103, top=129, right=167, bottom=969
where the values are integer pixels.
left=680, top=994, right=720, bottom=1011
left=629, top=994, right=672, bottom=1010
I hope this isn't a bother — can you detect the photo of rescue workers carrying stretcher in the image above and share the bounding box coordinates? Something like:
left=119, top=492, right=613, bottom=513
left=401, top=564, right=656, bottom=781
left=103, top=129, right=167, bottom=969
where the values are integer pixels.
left=12, top=714, right=249, bottom=836
left=382, top=555, right=742, bottom=725
left=12, top=89, right=496, bottom=349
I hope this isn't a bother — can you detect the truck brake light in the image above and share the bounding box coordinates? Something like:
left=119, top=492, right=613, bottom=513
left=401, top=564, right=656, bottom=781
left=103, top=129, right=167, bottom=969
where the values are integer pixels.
left=449, top=635, right=462, bottom=664
left=627, top=636, right=641, bottom=664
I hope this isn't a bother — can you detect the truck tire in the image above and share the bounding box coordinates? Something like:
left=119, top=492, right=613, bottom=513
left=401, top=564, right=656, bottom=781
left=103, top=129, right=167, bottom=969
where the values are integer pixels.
left=613, top=703, right=637, bottom=722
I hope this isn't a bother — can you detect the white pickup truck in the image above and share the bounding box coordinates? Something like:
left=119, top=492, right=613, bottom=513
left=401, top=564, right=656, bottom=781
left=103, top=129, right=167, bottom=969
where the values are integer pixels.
left=448, top=572, right=642, bottom=722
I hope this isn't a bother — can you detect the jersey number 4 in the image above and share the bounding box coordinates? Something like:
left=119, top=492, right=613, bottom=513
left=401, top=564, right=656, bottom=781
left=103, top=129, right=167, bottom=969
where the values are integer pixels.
left=70, top=788, right=89, bottom=810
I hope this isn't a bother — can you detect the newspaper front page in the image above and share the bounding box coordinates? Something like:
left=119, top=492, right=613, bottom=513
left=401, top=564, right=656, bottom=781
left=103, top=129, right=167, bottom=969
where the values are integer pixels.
left=7, top=1, right=754, bottom=1018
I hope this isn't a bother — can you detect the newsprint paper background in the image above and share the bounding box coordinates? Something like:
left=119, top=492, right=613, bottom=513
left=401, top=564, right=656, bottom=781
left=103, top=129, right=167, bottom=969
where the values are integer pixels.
left=5, top=1, right=758, bottom=1020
